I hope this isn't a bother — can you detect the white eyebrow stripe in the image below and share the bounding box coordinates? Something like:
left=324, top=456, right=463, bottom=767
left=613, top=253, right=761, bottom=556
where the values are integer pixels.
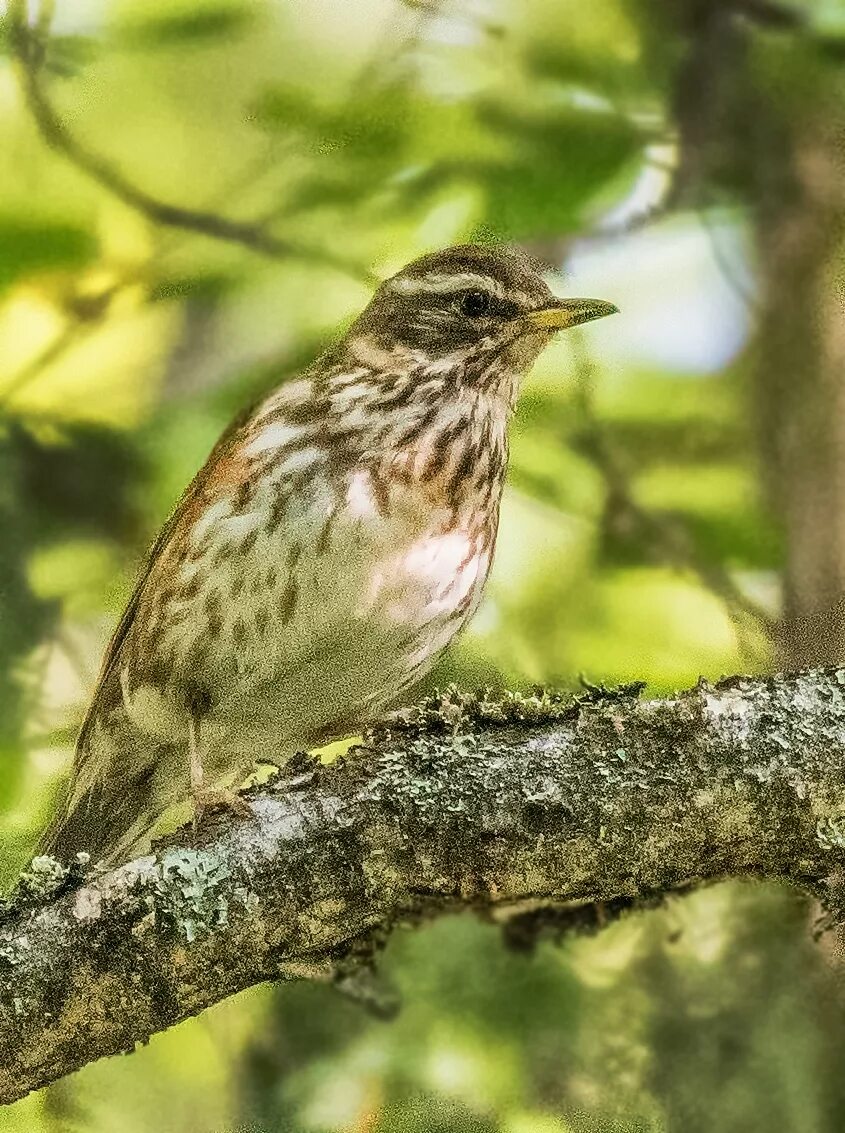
left=388, top=271, right=506, bottom=297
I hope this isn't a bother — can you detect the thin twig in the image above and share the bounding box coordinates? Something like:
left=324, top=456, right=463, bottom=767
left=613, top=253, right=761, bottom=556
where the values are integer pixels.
left=0, top=322, right=82, bottom=410
left=6, top=2, right=377, bottom=286
left=697, top=202, right=760, bottom=316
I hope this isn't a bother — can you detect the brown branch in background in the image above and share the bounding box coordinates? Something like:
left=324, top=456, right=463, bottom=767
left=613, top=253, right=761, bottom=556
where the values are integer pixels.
left=3, top=670, right=845, bottom=1105
left=6, top=2, right=377, bottom=286
left=572, top=348, right=778, bottom=655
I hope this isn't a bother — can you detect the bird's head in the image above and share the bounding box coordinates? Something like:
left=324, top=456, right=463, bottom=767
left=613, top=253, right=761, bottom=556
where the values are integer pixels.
left=344, top=243, right=617, bottom=399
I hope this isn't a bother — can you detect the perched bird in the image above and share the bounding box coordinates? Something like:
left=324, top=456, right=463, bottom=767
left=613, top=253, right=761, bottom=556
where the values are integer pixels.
left=41, top=244, right=616, bottom=866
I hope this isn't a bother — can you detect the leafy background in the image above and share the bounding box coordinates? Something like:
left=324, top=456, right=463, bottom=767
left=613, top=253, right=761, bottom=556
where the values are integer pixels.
left=1, top=0, right=845, bottom=1129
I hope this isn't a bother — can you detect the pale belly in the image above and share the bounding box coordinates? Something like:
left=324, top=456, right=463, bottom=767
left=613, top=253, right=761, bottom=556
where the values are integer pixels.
left=120, top=467, right=493, bottom=769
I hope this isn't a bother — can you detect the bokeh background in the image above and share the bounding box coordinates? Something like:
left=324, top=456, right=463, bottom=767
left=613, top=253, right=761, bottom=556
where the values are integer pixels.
left=2, top=0, right=845, bottom=1129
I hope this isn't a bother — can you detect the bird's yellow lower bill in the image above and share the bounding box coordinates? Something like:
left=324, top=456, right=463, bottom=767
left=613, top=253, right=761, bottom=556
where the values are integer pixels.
left=524, top=298, right=619, bottom=330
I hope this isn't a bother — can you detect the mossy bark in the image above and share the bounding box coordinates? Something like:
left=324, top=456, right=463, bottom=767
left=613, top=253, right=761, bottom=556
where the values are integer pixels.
left=3, top=672, right=845, bottom=1105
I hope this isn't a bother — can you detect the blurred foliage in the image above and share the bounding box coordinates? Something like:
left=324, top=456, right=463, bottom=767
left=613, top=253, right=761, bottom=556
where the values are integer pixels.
left=0, top=0, right=843, bottom=1130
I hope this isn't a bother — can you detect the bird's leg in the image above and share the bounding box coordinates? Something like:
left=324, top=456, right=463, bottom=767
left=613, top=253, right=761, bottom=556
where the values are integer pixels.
left=188, top=714, right=253, bottom=826
left=188, top=713, right=204, bottom=807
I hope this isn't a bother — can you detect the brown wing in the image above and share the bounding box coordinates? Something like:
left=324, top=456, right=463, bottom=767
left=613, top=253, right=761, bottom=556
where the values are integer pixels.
left=75, top=399, right=257, bottom=754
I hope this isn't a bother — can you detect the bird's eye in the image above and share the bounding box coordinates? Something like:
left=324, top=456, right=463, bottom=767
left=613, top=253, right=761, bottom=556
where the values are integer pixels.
left=458, top=290, right=493, bottom=318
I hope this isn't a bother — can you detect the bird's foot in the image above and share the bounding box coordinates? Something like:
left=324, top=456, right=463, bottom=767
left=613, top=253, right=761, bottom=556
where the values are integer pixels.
left=274, top=768, right=318, bottom=793
left=192, top=786, right=253, bottom=828
left=263, top=749, right=320, bottom=795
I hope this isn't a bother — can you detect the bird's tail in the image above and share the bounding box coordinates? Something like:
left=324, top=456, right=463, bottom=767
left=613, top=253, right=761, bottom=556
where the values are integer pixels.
left=37, top=732, right=176, bottom=869
left=38, top=779, right=156, bottom=868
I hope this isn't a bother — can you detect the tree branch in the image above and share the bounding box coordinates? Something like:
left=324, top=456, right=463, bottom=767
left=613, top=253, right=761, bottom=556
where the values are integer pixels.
left=6, top=2, right=377, bottom=286
left=3, top=671, right=845, bottom=1104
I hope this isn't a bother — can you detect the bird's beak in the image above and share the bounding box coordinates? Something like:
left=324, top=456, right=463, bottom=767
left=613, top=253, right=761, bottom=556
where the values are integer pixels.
left=523, top=297, right=619, bottom=331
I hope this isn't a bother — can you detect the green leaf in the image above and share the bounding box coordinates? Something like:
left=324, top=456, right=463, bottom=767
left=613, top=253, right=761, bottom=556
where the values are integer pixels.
left=0, top=217, right=96, bottom=290
left=45, top=34, right=100, bottom=79
left=256, top=83, right=415, bottom=156
left=117, top=2, right=255, bottom=48
left=470, top=105, right=644, bottom=237
left=252, top=84, right=330, bottom=133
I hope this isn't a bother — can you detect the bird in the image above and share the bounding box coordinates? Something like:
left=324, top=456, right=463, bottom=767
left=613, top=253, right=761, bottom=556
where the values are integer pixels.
left=40, top=243, right=616, bottom=867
